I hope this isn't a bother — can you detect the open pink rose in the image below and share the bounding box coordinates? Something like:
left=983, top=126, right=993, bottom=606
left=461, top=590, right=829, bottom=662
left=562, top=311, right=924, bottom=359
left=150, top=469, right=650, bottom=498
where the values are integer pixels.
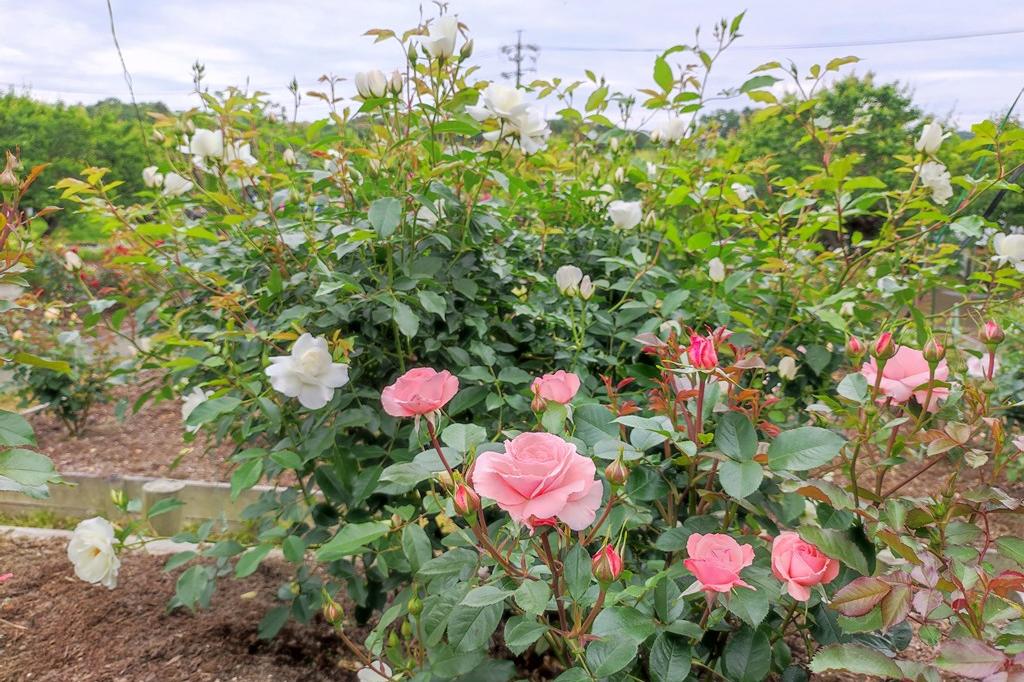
left=531, top=370, right=581, bottom=405
left=471, top=432, right=603, bottom=530
left=860, top=345, right=949, bottom=412
left=683, top=533, right=754, bottom=593
left=381, top=367, right=459, bottom=417
left=770, top=531, right=840, bottom=601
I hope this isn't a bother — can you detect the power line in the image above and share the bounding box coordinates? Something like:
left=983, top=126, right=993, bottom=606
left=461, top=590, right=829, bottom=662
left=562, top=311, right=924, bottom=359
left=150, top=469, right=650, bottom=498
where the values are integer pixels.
left=501, top=30, right=539, bottom=87
left=541, top=26, right=1024, bottom=53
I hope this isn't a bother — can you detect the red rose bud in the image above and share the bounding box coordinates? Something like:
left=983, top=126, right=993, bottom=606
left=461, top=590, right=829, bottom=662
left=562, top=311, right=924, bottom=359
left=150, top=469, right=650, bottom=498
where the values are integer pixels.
left=922, top=338, right=946, bottom=364
left=871, top=332, right=896, bottom=361
left=453, top=484, right=481, bottom=516
left=591, top=545, right=623, bottom=583
left=846, top=336, right=865, bottom=358
left=604, top=459, right=629, bottom=486
left=687, top=334, right=718, bottom=370
left=981, top=320, right=1005, bottom=347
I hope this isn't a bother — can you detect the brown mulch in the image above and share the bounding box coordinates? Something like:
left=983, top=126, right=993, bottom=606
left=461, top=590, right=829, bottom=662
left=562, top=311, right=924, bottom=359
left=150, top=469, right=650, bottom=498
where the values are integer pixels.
left=0, top=536, right=365, bottom=682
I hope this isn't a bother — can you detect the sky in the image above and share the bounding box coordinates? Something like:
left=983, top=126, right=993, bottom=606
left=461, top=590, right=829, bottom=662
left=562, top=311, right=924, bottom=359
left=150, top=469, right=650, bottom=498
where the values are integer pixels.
left=2, top=0, right=1023, bottom=127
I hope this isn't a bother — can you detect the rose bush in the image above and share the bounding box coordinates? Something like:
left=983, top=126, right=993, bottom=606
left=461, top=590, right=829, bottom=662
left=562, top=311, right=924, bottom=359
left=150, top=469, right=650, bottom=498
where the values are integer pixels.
left=43, top=8, right=1024, bottom=681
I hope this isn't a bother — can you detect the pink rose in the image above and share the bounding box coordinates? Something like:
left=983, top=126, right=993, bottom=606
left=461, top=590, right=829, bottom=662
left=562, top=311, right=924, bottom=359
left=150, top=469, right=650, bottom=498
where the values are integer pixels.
left=770, top=531, right=840, bottom=601
left=688, top=334, right=718, bottom=370
left=683, top=533, right=754, bottom=593
left=471, top=432, right=603, bottom=530
left=860, top=345, right=949, bottom=412
left=381, top=367, right=459, bottom=417
left=531, top=370, right=581, bottom=406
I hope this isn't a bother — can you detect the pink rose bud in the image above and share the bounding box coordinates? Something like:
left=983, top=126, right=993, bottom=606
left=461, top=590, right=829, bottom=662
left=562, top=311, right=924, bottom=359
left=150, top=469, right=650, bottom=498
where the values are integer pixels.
left=322, top=596, right=343, bottom=625
left=453, top=483, right=480, bottom=516
left=922, top=338, right=945, bottom=364
left=381, top=367, right=459, bottom=417
left=981, top=320, right=1005, bottom=346
left=846, top=336, right=865, bottom=358
left=604, top=459, right=629, bottom=486
left=472, top=432, right=602, bottom=531
left=683, top=533, right=754, bottom=593
left=687, top=334, right=718, bottom=370
left=531, top=370, right=581, bottom=407
left=770, top=531, right=840, bottom=601
left=871, top=332, right=897, bottom=361
left=592, top=544, right=623, bottom=583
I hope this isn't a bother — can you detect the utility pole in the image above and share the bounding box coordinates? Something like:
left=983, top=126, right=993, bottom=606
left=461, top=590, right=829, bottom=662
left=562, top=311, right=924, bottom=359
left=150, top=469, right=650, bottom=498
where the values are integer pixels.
left=501, top=30, right=538, bottom=87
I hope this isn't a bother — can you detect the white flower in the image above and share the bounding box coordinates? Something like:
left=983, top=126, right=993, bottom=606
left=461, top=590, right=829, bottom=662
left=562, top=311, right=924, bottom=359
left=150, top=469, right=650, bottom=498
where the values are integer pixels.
left=355, top=70, right=389, bottom=99
left=610, top=136, right=620, bottom=152
left=356, top=662, right=392, bottom=682
left=840, top=301, right=855, bottom=316
left=181, top=387, right=212, bottom=433
left=650, top=117, right=686, bottom=144
left=579, top=275, right=595, bottom=300
left=265, top=333, right=350, bottom=409
left=607, top=200, right=643, bottom=229
left=424, top=15, right=459, bottom=59
left=189, top=128, right=224, bottom=160
left=67, top=517, right=120, bottom=589
left=966, top=354, right=998, bottom=379
left=731, top=183, right=754, bottom=201
left=915, top=121, right=946, bottom=155
left=918, top=161, right=953, bottom=205
left=468, top=83, right=529, bottom=123
left=778, top=356, right=798, bottom=380
left=482, top=108, right=550, bottom=155
left=162, top=172, right=193, bottom=197
left=555, top=265, right=584, bottom=296
left=993, top=233, right=1024, bottom=272
left=224, top=141, right=257, bottom=166
left=142, top=165, right=163, bottom=188
left=708, top=257, right=725, bottom=283
left=646, top=162, right=658, bottom=178
left=283, top=148, right=297, bottom=166
left=388, top=70, right=403, bottom=94
left=614, top=167, right=625, bottom=184
left=63, top=250, right=83, bottom=272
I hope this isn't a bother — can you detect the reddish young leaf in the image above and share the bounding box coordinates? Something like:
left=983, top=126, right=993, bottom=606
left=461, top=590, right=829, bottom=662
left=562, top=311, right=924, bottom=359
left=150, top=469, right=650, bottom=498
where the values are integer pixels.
left=831, top=576, right=891, bottom=617
left=879, top=583, right=911, bottom=630
left=936, top=639, right=1006, bottom=679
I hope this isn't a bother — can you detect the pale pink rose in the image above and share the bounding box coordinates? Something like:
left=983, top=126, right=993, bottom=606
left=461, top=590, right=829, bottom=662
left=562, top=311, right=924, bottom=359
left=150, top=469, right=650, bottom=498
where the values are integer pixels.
left=770, top=531, right=840, bottom=601
left=683, top=533, right=754, bottom=593
left=381, top=367, right=459, bottom=417
left=967, top=353, right=998, bottom=379
left=859, top=345, right=949, bottom=412
left=471, top=432, right=603, bottom=530
left=531, top=370, right=581, bottom=405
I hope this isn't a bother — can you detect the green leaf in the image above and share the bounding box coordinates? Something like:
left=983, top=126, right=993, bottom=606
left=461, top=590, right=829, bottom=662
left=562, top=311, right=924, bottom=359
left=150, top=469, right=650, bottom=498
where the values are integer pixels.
left=282, top=535, right=306, bottom=563
left=715, top=412, right=758, bottom=462
left=12, top=352, right=71, bottom=374
left=648, top=633, right=692, bottom=682
left=446, top=601, right=503, bottom=652
left=185, top=396, right=241, bottom=428
left=726, top=587, right=769, bottom=628
left=434, top=119, right=482, bottom=136
left=441, top=423, right=487, bottom=453
left=174, top=564, right=211, bottom=611
left=230, top=459, right=263, bottom=500
left=146, top=497, right=184, bottom=519
left=592, top=606, right=656, bottom=644
left=368, top=197, right=402, bottom=238
left=461, top=585, right=513, bottom=607
left=798, top=527, right=870, bottom=575
left=653, top=57, right=673, bottom=91
left=810, top=644, right=902, bottom=678
left=587, top=638, right=639, bottom=677
left=0, top=448, right=58, bottom=492
left=393, top=302, right=419, bottom=338
left=401, top=523, right=432, bottom=571
left=767, top=427, right=846, bottom=471
left=996, top=536, right=1024, bottom=565
left=573, top=404, right=618, bottom=447
left=504, top=615, right=548, bottom=655
left=837, top=373, right=869, bottom=403
left=0, top=410, right=35, bottom=447
left=418, top=548, right=478, bottom=577
left=740, top=74, right=780, bottom=93
left=514, top=579, right=551, bottom=615
left=258, top=605, right=290, bottom=640
left=563, top=544, right=592, bottom=600
left=235, top=544, right=272, bottom=578
left=417, top=290, right=447, bottom=319
left=316, top=521, right=391, bottom=561
left=723, top=626, right=772, bottom=682
left=718, top=460, right=763, bottom=499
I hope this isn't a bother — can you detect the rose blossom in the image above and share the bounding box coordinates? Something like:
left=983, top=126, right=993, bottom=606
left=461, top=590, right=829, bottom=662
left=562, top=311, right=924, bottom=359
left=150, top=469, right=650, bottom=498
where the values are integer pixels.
left=472, top=432, right=602, bottom=530
left=531, top=370, right=581, bottom=406
left=688, top=334, right=718, bottom=370
left=67, top=517, right=120, bottom=589
left=770, top=531, right=840, bottom=601
left=265, top=333, right=350, bottom=409
left=859, top=345, right=949, bottom=412
left=592, top=545, right=623, bottom=582
left=381, top=367, right=459, bottom=418
left=683, top=533, right=754, bottom=593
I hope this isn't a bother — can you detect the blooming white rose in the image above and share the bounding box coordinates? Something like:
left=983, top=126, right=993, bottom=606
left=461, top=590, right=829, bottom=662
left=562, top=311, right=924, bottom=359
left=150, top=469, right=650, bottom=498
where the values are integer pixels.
left=778, top=356, right=798, bottom=380
left=355, top=70, right=389, bottom=99
left=915, top=121, right=946, bottom=155
left=142, top=165, right=163, bottom=188
left=650, top=117, right=686, bottom=144
left=356, top=663, right=393, bottom=682
left=555, top=265, right=584, bottom=296
left=67, top=517, right=120, bottom=589
left=63, top=250, right=83, bottom=272
left=224, top=141, right=257, bottom=165
left=731, top=183, right=754, bottom=202
left=283, top=148, right=297, bottom=166
left=265, top=333, right=350, bottom=409
left=181, top=386, right=212, bottom=433
left=482, top=108, right=550, bottom=155
left=607, top=200, right=643, bottom=229
left=918, top=161, right=953, bottom=205
left=993, top=233, right=1024, bottom=272
left=708, top=257, right=725, bottom=283
left=189, top=128, right=224, bottom=159
left=468, top=83, right=529, bottom=123
left=424, top=15, right=459, bottom=59
left=162, top=172, right=193, bottom=197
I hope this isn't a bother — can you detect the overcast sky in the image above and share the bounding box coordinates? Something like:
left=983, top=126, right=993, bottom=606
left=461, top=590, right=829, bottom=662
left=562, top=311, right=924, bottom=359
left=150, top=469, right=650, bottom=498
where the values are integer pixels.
left=3, top=1, right=1023, bottom=127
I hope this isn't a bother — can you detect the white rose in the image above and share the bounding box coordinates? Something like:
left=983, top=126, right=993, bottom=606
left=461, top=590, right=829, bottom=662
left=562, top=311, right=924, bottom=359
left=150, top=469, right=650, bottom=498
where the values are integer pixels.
left=388, top=70, right=404, bottom=95
left=142, top=165, right=163, bottom=188
left=424, top=15, right=459, bottom=59
left=189, top=128, right=224, bottom=159
left=646, top=161, right=658, bottom=178
left=607, top=200, right=643, bottom=229
left=579, top=275, right=595, bottom=300
left=356, top=663, right=393, bottom=682
left=614, top=167, right=625, bottom=184
left=915, top=121, right=945, bottom=155
left=265, top=333, right=350, bottom=409
left=63, top=250, right=83, bottom=272
left=482, top=108, right=549, bottom=155
left=730, top=183, right=754, bottom=202
left=467, top=83, right=528, bottom=122
left=355, top=70, right=389, bottom=99
left=650, top=117, right=686, bottom=144
left=162, top=172, right=194, bottom=197
left=67, top=517, right=120, bottom=589
left=283, top=148, right=297, bottom=166
left=918, top=161, right=953, bottom=205
left=555, top=265, right=584, bottom=296
left=778, top=356, right=798, bottom=380
left=993, top=233, right=1024, bottom=272
left=708, top=257, right=725, bottom=283
left=181, top=386, right=212, bottom=433
left=224, top=141, right=257, bottom=165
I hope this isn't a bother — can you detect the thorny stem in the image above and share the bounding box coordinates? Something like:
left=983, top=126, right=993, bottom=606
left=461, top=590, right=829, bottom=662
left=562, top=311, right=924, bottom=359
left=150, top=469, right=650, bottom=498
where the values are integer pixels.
left=424, top=419, right=454, bottom=478
left=540, top=531, right=569, bottom=633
